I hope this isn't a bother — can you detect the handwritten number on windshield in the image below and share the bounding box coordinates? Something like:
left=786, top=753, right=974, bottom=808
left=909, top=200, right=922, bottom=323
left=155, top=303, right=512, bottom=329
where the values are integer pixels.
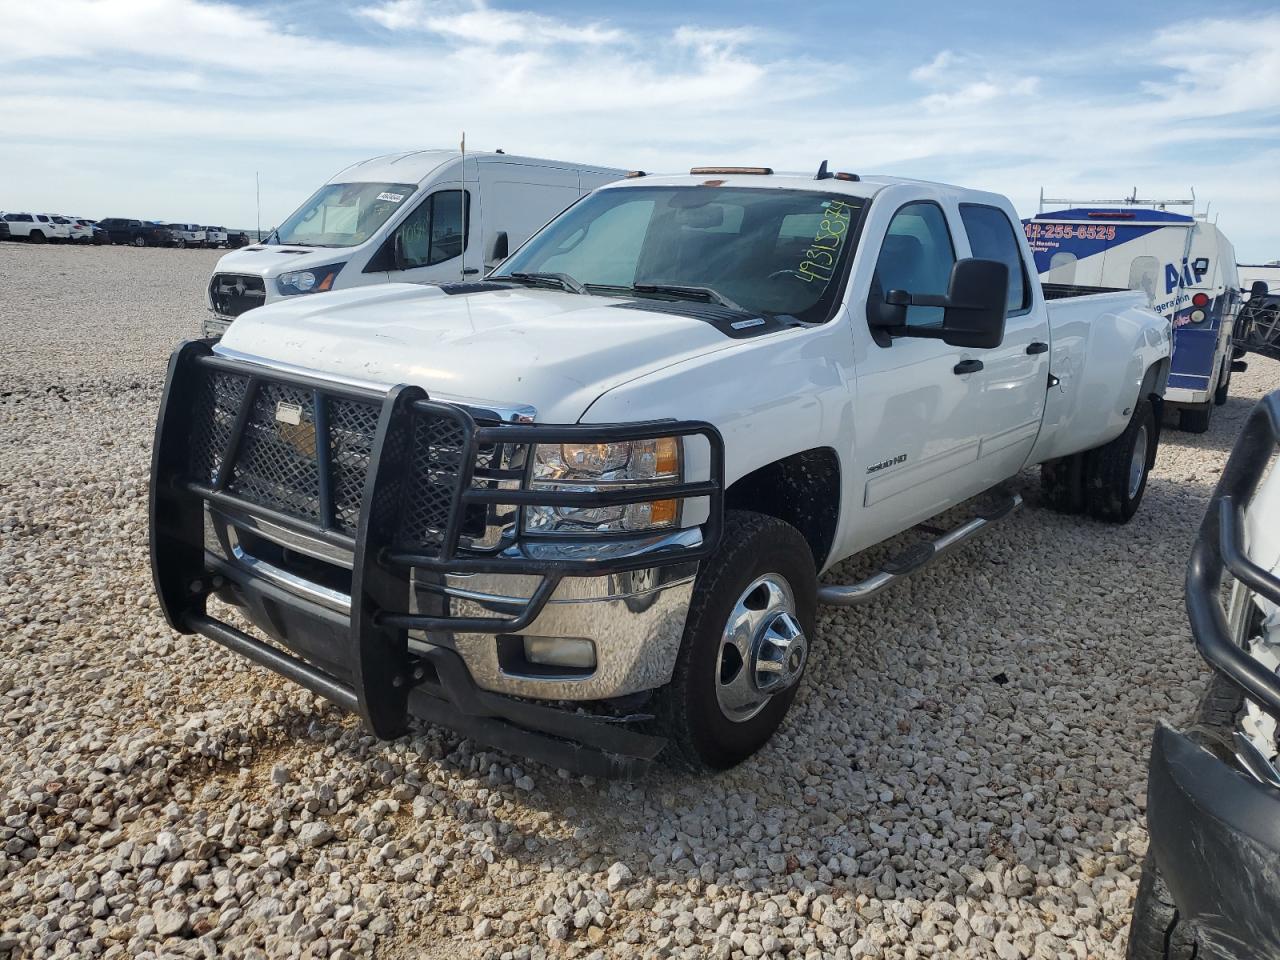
left=797, top=200, right=853, bottom=283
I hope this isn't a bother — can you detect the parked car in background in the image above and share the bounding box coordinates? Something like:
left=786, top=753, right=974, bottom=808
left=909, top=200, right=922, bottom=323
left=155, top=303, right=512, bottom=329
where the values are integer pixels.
left=205, top=226, right=229, bottom=248
left=166, top=223, right=207, bottom=248
left=98, top=219, right=175, bottom=246
left=227, top=231, right=251, bottom=248
left=0, top=212, right=70, bottom=242
left=154, top=166, right=1172, bottom=774
left=60, top=217, right=94, bottom=243
left=1128, top=391, right=1280, bottom=960
left=204, top=149, right=626, bottom=337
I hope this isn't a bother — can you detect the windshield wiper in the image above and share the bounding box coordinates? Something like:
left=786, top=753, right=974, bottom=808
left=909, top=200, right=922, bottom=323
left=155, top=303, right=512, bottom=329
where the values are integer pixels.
left=630, top=283, right=747, bottom=313
left=506, top=272, right=587, bottom=294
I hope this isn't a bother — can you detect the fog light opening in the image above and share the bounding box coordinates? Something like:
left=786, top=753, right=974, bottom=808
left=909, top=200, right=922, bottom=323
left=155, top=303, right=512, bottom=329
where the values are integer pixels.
left=523, top=635, right=597, bottom=670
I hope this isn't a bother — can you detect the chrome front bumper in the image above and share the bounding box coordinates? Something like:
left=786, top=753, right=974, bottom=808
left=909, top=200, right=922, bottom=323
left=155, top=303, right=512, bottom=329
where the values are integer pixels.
left=207, top=508, right=696, bottom=701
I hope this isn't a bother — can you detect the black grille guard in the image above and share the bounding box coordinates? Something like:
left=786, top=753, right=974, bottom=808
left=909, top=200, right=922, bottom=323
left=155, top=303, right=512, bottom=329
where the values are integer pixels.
left=1186, top=391, right=1280, bottom=721
left=150, top=340, right=725, bottom=757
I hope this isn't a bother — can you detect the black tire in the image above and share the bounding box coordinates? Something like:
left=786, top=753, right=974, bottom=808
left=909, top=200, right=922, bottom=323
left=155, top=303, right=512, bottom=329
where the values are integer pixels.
left=1213, top=363, right=1231, bottom=406
left=656, top=511, right=816, bottom=770
left=1083, top=400, right=1156, bottom=522
left=28, top=230, right=46, bottom=244
left=1040, top=452, right=1086, bottom=514
left=1127, top=854, right=1201, bottom=960
left=1179, top=403, right=1212, bottom=434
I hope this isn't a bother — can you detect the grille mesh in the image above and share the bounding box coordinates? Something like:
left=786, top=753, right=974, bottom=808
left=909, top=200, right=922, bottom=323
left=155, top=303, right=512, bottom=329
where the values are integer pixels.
left=228, top=384, right=322, bottom=523
left=329, top=398, right=381, bottom=535
left=189, top=372, right=250, bottom=484
left=397, top=413, right=468, bottom=555
left=188, top=368, right=471, bottom=555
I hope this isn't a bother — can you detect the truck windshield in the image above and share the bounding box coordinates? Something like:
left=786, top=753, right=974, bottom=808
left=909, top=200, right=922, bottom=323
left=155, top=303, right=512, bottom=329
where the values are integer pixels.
left=493, top=186, right=865, bottom=324
left=272, top=181, right=417, bottom=248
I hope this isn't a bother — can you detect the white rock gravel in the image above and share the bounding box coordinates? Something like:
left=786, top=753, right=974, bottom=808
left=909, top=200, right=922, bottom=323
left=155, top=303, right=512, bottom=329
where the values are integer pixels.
left=1, top=241, right=1276, bottom=959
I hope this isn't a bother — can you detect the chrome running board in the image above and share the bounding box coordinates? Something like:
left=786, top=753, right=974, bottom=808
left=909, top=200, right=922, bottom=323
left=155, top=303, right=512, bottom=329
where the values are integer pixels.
left=818, top=493, right=1022, bottom=607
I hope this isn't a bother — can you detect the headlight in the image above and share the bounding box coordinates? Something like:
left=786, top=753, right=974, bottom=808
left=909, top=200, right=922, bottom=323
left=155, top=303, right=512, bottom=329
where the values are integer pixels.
left=524, top=437, right=682, bottom=535
left=277, top=262, right=345, bottom=296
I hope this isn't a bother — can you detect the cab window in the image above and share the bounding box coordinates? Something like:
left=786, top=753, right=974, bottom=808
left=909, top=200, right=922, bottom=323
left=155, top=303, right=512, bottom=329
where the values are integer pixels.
left=872, top=202, right=956, bottom=327
left=393, top=190, right=470, bottom=269
left=959, top=204, right=1029, bottom=314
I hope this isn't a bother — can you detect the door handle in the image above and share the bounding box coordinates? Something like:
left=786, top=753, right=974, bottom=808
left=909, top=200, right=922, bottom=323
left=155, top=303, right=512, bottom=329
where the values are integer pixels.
left=953, top=359, right=984, bottom=375
left=1026, top=341, right=1049, bottom=355
left=462, top=267, right=480, bottom=276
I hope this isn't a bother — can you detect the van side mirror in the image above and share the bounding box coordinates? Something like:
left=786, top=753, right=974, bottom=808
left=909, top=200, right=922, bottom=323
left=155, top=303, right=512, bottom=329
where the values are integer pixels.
left=1250, top=280, right=1269, bottom=299
left=872, top=258, right=1009, bottom=349
left=489, top=231, right=509, bottom=265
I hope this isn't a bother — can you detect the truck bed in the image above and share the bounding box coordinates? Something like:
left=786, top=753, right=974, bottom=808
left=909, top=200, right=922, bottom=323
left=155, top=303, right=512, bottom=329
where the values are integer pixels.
left=1041, top=282, right=1128, bottom=301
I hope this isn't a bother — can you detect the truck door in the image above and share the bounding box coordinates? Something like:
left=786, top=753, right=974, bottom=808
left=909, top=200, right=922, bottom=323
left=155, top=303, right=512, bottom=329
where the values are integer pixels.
left=851, top=200, right=996, bottom=546
left=955, top=203, right=1052, bottom=486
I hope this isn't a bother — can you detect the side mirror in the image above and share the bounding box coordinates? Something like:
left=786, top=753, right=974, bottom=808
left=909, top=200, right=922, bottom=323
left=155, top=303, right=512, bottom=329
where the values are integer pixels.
left=489, top=231, right=509, bottom=266
left=1250, top=280, right=1269, bottom=300
left=873, top=258, right=1009, bottom=349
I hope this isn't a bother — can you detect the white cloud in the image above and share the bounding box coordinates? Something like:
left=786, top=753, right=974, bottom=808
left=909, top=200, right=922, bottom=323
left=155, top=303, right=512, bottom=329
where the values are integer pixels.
left=358, top=0, right=624, bottom=45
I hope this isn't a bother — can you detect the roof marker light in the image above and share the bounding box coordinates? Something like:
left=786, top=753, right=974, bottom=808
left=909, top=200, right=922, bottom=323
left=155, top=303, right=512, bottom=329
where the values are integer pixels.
left=1088, top=211, right=1136, bottom=219
left=689, top=166, right=773, bottom=175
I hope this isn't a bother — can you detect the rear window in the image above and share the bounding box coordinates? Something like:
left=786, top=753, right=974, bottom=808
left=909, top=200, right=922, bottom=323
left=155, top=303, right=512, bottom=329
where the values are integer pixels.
left=959, top=204, right=1030, bottom=313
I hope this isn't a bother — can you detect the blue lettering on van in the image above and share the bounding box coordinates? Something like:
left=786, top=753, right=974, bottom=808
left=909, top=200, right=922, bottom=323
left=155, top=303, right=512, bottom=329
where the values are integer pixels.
left=1164, top=257, right=1200, bottom=294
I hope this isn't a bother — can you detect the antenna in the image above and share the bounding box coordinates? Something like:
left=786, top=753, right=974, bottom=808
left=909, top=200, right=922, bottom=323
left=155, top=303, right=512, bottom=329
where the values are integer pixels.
left=459, top=132, right=467, bottom=281
left=255, top=171, right=261, bottom=241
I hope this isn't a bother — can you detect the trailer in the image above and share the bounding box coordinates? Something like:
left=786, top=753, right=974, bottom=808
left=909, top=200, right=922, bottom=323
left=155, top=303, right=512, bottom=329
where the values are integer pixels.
left=1025, top=191, right=1244, bottom=433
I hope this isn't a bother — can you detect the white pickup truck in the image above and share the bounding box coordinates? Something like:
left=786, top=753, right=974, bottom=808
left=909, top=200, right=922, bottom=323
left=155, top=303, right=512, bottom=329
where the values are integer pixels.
left=150, top=166, right=1171, bottom=776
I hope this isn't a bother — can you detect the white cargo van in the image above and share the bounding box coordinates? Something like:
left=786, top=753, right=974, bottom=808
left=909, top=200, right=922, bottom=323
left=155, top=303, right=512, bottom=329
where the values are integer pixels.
left=204, top=150, right=627, bottom=337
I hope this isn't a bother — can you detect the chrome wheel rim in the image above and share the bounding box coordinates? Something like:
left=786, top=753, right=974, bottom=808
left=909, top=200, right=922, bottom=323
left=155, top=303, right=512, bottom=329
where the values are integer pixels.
left=715, top=574, right=808, bottom=723
left=1128, top=424, right=1148, bottom=499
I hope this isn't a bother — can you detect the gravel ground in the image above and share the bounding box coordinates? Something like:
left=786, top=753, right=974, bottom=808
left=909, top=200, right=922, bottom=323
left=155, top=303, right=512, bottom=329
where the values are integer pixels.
left=1, top=241, right=1275, bottom=960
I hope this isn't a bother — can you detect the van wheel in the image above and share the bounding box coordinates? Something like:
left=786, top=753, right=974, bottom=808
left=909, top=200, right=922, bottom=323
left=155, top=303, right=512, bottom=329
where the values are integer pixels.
left=133, top=236, right=146, bottom=247
left=28, top=231, right=46, bottom=243
left=1179, top=404, right=1212, bottom=434
left=656, top=511, right=816, bottom=770
left=1213, top=363, right=1231, bottom=406
left=1083, top=400, right=1156, bottom=523
left=1126, top=854, right=1200, bottom=959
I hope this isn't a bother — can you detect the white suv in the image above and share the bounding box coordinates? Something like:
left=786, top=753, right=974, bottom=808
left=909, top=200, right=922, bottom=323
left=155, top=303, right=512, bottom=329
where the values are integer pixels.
left=0, top=213, right=70, bottom=243
left=57, top=217, right=93, bottom=243
left=166, top=223, right=207, bottom=248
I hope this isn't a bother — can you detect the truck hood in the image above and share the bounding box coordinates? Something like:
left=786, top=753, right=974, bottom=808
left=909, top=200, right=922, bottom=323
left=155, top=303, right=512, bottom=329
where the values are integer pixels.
left=216, top=283, right=742, bottom=422
left=214, top=244, right=360, bottom=279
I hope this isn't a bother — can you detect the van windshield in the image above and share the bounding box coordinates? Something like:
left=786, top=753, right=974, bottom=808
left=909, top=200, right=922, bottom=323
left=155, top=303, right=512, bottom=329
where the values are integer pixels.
left=272, top=182, right=417, bottom=248
left=492, top=186, right=865, bottom=324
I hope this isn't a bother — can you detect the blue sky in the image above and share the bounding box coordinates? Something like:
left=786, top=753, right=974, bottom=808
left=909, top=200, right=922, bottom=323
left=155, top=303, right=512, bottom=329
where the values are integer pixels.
left=3, top=0, right=1278, bottom=260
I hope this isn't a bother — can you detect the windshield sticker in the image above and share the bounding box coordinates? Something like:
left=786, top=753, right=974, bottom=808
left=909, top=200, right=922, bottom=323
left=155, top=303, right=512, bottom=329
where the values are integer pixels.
left=796, top=200, right=854, bottom=282
left=376, top=192, right=405, bottom=203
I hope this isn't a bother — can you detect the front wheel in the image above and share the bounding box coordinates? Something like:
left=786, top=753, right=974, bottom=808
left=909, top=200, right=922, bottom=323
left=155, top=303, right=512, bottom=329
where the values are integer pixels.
left=656, top=511, right=816, bottom=770
left=1083, top=400, right=1157, bottom=522
left=1127, top=854, right=1201, bottom=959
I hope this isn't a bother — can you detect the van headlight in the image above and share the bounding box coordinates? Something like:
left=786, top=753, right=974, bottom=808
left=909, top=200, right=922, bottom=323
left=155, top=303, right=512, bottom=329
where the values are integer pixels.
left=277, top=262, right=345, bottom=296
left=524, top=437, right=682, bottom=534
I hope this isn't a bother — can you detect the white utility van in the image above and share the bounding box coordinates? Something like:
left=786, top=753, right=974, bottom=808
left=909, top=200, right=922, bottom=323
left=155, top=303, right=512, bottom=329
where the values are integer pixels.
left=1025, top=191, right=1243, bottom=432
left=203, top=150, right=627, bottom=337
